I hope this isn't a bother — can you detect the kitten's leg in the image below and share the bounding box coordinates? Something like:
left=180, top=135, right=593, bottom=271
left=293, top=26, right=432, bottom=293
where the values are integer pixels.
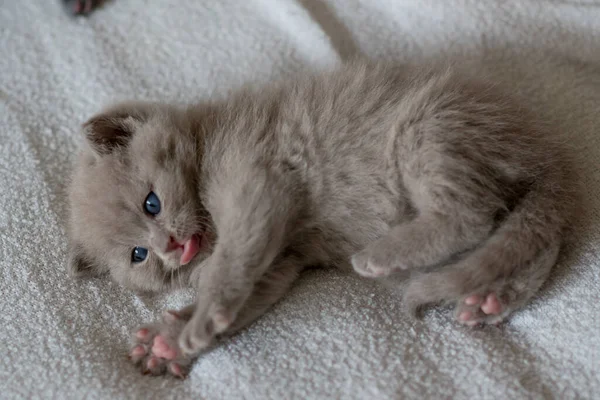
left=178, top=168, right=302, bottom=355
left=400, top=207, right=563, bottom=326
left=451, top=241, right=559, bottom=326
left=129, top=258, right=302, bottom=377
left=351, top=214, right=493, bottom=278
left=351, top=174, right=499, bottom=278
left=218, top=255, right=304, bottom=333
left=351, top=106, right=522, bottom=279
left=402, top=241, right=560, bottom=326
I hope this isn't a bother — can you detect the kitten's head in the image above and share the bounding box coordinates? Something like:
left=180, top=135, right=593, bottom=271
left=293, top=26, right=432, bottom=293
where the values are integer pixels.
left=67, top=101, right=214, bottom=292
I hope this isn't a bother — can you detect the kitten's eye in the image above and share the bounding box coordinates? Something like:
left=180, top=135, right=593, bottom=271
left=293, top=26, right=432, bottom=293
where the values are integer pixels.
left=144, top=191, right=161, bottom=216
left=131, top=247, right=148, bottom=263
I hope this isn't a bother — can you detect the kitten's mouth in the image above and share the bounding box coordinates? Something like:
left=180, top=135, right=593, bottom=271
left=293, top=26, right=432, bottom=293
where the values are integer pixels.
left=179, top=234, right=203, bottom=265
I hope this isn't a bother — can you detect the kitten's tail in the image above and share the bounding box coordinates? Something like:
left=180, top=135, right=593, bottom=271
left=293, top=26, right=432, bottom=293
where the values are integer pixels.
left=402, top=168, right=576, bottom=315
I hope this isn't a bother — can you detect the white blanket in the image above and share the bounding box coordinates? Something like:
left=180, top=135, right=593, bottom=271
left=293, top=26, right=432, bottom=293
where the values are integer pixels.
left=1, top=1, right=599, bottom=398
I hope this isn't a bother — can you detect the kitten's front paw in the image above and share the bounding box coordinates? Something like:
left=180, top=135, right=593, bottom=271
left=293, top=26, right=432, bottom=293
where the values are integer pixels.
left=178, top=302, right=236, bottom=355
left=129, top=310, right=193, bottom=378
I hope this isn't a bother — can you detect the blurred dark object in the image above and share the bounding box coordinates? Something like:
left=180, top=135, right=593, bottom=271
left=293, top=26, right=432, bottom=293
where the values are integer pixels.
left=62, top=0, right=108, bottom=16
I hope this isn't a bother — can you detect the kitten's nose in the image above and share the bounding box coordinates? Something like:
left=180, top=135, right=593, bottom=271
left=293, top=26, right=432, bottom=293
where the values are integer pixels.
left=165, top=236, right=182, bottom=252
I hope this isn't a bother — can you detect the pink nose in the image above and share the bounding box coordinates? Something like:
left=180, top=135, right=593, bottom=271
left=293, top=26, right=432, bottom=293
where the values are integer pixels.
left=165, top=236, right=182, bottom=252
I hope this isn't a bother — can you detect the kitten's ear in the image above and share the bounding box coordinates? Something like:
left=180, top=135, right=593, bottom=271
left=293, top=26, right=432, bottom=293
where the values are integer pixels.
left=82, top=102, right=152, bottom=155
left=67, top=243, right=107, bottom=278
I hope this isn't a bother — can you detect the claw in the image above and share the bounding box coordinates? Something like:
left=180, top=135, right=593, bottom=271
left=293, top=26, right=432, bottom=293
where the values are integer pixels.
left=136, top=328, right=150, bottom=340
left=170, top=363, right=187, bottom=379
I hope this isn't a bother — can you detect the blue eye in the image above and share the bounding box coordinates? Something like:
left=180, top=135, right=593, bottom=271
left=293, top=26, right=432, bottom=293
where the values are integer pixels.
left=144, top=191, right=161, bottom=216
left=132, top=247, right=148, bottom=263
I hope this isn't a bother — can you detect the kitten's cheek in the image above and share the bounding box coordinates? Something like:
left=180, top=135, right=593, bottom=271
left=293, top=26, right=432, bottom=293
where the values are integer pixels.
left=200, top=233, right=213, bottom=251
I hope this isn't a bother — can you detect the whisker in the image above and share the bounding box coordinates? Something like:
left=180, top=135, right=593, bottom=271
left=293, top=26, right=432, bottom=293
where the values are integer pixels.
left=177, top=265, right=183, bottom=289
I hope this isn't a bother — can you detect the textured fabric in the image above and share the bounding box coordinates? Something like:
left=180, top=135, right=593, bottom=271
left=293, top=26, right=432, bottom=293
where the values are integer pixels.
left=1, top=1, right=599, bottom=399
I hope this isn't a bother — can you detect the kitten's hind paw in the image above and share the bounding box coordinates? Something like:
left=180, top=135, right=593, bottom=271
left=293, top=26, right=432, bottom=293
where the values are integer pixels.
left=351, top=248, right=396, bottom=278
left=129, top=310, right=193, bottom=378
left=455, top=292, right=510, bottom=326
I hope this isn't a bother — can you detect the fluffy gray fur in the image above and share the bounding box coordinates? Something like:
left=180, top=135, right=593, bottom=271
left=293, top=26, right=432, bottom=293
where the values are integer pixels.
left=67, top=61, right=576, bottom=377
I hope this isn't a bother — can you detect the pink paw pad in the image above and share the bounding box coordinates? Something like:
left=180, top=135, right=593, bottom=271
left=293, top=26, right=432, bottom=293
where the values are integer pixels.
left=152, top=335, right=178, bottom=360
left=457, top=292, right=506, bottom=326
left=129, top=345, right=146, bottom=362
left=146, top=357, right=159, bottom=370
left=136, top=328, right=150, bottom=341
left=464, top=295, right=481, bottom=306
left=169, top=363, right=185, bottom=379
left=481, top=293, right=502, bottom=315
left=458, top=311, right=473, bottom=322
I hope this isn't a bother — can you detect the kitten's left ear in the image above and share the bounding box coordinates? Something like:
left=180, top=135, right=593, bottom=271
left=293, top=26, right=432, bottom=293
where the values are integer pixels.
left=82, top=101, right=153, bottom=155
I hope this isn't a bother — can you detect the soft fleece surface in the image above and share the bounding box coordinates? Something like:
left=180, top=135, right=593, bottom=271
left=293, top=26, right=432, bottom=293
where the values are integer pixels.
left=1, top=1, right=599, bottom=399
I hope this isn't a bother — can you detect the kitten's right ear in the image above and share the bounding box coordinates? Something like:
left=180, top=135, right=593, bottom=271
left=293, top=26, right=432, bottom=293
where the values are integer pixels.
left=82, top=102, right=152, bottom=155
left=67, top=243, right=106, bottom=278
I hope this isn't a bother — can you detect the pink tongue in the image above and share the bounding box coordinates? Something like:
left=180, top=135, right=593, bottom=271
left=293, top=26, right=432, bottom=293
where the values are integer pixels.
left=180, top=235, right=201, bottom=265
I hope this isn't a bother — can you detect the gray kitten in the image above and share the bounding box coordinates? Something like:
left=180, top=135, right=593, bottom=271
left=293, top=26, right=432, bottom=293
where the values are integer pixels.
left=67, top=61, right=576, bottom=377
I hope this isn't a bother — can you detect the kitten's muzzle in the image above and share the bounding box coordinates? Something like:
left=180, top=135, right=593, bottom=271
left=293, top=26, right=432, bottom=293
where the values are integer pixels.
left=165, top=236, right=183, bottom=253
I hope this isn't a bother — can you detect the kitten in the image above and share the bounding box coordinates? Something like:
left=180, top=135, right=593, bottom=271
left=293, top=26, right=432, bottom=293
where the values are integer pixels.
left=67, top=61, right=576, bottom=377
